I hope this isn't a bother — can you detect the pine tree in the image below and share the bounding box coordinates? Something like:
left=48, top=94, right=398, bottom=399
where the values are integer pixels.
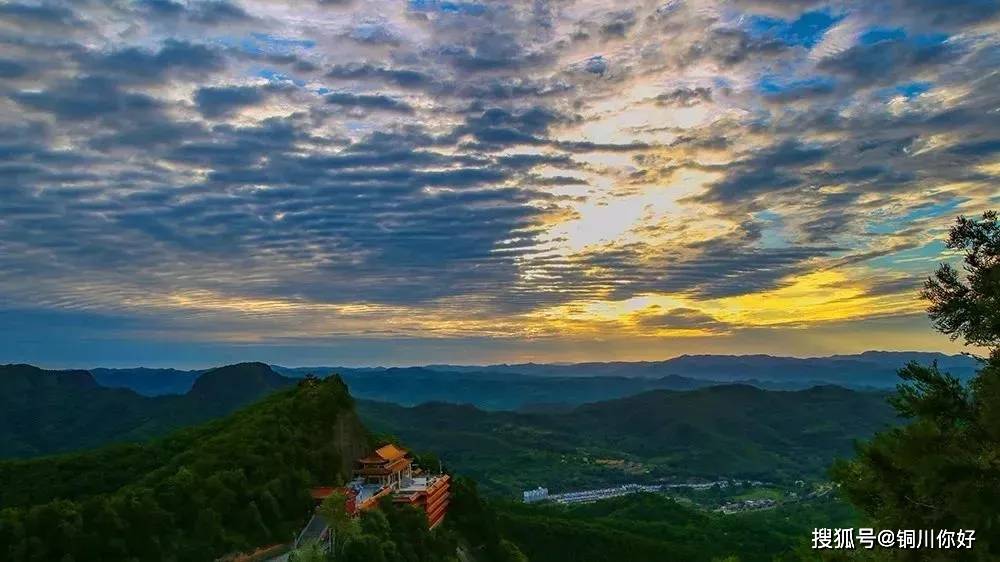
left=832, top=211, right=1000, bottom=561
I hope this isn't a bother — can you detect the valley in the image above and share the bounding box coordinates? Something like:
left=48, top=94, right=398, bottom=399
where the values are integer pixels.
left=355, top=384, right=896, bottom=496
left=0, top=348, right=990, bottom=560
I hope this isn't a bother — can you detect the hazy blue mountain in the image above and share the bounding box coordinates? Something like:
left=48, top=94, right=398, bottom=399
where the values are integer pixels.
left=66, top=363, right=722, bottom=414
left=276, top=366, right=717, bottom=410
left=421, top=351, right=980, bottom=386
left=90, top=367, right=201, bottom=396
left=84, top=352, right=978, bottom=413
left=89, top=364, right=291, bottom=397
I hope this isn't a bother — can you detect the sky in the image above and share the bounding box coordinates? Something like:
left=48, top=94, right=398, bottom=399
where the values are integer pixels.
left=0, top=0, right=998, bottom=368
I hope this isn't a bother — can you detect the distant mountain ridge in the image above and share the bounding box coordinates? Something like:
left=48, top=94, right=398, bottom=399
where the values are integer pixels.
left=90, top=366, right=200, bottom=396
left=0, top=362, right=295, bottom=458
left=82, top=351, right=979, bottom=410
left=89, top=364, right=718, bottom=404
left=418, top=351, right=979, bottom=386
left=281, top=366, right=718, bottom=410
left=89, top=363, right=294, bottom=397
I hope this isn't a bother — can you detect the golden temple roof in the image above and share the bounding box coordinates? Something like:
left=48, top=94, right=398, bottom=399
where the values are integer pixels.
left=358, top=443, right=409, bottom=465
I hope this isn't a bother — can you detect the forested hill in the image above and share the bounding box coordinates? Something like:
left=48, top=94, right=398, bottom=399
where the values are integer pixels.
left=185, top=362, right=292, bottom=410
left=567, top=385, right=894, bottom=449
left=0, top=362, right=296, bottom=458
left=0, top=376, right=371, bottom=561
left=357, top=384, right=897, bottom=494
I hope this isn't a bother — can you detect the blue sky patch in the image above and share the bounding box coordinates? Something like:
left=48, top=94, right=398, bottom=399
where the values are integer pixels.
left=868, top=200, right=962, bottom=238
left=256, top=69, right=306, bottom=87
left=216, top=33, right=315, bottom=58
left=889, top=81, right=932, bottom=99
left=746, top=10, right=841, bottom=48
left=250, top=33, right=316, bottom=51
left=409, top=0, right=487, bottom=16
left=859, top=27, right=907, bottom=44
left=758, top=75, right=836, bottom=99
left=868, top=240, right=948, bottom=272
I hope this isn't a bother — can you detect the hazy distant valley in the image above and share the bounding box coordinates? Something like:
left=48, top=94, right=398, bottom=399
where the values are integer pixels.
left=87, top=350, right=979, bottom=408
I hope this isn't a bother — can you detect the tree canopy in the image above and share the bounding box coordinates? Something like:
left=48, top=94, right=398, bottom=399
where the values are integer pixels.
left=833, top=211, right=1000, bottom=561
left=922, top=210, right=1000, bottom=354
left=0, top=376, right=366, bottom=561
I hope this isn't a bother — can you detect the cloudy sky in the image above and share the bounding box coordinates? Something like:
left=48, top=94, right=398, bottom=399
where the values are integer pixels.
left=0, top=0, right=997, bottom=367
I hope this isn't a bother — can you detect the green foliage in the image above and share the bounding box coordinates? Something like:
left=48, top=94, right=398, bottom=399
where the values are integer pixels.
left=288, top=541, right=330, bottom=562
left=336, top=501, right=456, bottom=562
left=922, top=210, right=1000, bottom=352
left=318, top=491, right=360, bottom=556
left=0, top=376, right=369, bottom=561
left=831, top=360, right=1000, bottom=560
left=833, top=210, right=1000, bottom=561
left=342, top=533, right=392, bottom=562
left=318, top=492, right=356, bottom=537
left=446, top=477, right=528, bottom=562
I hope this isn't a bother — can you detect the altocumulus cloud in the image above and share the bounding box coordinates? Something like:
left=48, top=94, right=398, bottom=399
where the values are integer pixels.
left=0, top=0, right=997, bottom=363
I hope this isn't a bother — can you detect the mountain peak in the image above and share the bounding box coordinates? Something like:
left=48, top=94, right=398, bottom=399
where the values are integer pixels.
left=1, top=363, right=99, bottom=391
left=188, top=362, right=293, bottom=406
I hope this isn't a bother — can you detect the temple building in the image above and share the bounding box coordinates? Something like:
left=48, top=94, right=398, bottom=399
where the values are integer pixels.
left=394, top=474, right=450, bottom=529
left=356, top=444, right=413, bottom=489
left=309, top=444, right=450, bottom=530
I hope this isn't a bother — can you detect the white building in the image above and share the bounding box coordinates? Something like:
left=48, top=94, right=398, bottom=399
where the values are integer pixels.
left=523, top=487, right=549, bottom=503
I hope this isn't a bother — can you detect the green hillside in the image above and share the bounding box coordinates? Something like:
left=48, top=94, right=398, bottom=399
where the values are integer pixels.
left=0, top=375, right=369, bottom=561
left=357, top=385, right=897, bottom=495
